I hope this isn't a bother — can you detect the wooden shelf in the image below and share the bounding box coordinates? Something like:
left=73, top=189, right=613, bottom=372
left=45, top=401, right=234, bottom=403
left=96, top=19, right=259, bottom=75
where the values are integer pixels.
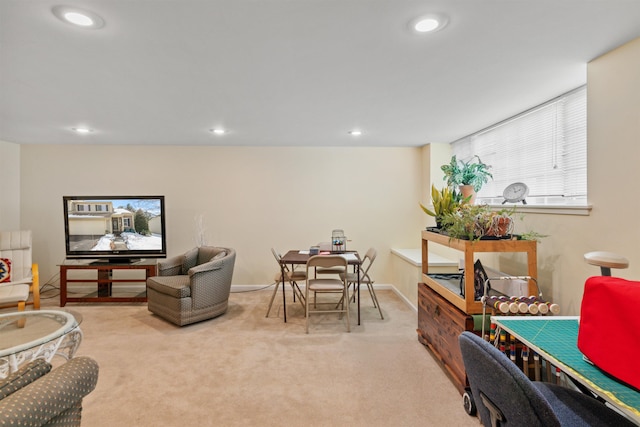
left=59, top=261, right=157, bottom=306
left=421, top=230, right=537, bottom=314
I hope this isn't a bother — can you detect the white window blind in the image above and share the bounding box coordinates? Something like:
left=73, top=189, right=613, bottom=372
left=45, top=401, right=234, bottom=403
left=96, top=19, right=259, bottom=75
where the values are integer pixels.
left=451, top=86, right=586, bottom=205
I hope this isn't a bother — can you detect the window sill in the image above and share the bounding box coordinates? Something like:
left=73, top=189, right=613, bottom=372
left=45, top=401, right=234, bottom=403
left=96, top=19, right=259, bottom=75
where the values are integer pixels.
left=488, top=204, right=592, bottom=216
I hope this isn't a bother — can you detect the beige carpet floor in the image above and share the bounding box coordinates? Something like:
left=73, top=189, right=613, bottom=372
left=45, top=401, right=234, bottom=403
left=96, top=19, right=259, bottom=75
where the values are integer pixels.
left=39, top=286, right=480, bottom=426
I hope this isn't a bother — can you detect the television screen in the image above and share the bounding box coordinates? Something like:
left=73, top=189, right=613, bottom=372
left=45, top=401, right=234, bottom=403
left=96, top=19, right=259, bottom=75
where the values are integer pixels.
left=63, top=195, right=167, bottom=262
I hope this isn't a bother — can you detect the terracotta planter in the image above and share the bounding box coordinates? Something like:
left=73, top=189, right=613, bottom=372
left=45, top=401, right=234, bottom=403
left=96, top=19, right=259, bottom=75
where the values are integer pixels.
left=487, top=217, right=513, bottom=237
left=459, top=184, right=476, bottom=204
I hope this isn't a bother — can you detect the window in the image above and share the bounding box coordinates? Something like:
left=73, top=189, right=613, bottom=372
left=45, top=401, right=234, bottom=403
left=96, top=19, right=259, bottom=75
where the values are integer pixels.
left=451, top=86, right=586, bottom=206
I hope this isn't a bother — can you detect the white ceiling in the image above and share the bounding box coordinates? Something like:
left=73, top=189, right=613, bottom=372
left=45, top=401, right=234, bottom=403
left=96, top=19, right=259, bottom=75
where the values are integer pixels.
left=2, top=1, right=640, bottom=147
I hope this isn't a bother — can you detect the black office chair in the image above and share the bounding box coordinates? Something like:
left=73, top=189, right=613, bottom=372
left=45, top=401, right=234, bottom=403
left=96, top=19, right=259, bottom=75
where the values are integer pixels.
left=458, top=331, right=636, bottom=427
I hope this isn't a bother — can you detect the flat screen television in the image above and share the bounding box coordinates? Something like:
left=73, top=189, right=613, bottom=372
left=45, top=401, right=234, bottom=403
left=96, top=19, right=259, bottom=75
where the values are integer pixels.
left=63, top=195, right=167, bottom=263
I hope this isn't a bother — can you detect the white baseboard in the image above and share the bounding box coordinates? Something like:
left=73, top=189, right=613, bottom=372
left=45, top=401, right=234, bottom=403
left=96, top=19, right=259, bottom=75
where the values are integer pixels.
left=230, top=283, right=418, bottom=312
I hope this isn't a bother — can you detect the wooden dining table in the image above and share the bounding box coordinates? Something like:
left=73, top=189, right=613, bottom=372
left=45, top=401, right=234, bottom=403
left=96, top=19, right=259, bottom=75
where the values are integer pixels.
left=278, top=250, right=362, bottom=325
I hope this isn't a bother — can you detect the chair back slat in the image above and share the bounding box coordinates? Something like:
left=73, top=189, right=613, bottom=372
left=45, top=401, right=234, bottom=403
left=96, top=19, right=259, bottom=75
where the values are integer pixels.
left=360, top=247, right=377, bottom=281
left=0, top=230, right=33, bottom=282
left=307, top=255, right=348, bottom=269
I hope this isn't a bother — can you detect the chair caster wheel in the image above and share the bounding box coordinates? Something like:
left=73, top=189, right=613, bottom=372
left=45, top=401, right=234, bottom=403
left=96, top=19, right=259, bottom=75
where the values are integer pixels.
left=463, top=390, right=477, bottom=416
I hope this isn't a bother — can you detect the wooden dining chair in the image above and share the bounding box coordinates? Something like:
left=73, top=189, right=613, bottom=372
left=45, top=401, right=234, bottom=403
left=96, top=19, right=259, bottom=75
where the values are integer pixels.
left=305, top=255, right=350, bottom=333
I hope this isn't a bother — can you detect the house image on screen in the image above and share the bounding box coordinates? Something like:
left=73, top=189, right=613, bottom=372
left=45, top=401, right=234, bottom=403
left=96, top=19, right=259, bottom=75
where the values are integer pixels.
left=148, top=215, right=162, bottom=235
left=66, top=200, right=136, bottom=251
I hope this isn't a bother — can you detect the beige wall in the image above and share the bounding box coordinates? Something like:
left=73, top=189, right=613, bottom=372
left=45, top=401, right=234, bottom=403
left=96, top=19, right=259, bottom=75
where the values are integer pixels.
left=508, top=36, right=640, bottom=314
left=19, top=145, right=424, bottom=287
left=0, top=140, right=21, bottom=229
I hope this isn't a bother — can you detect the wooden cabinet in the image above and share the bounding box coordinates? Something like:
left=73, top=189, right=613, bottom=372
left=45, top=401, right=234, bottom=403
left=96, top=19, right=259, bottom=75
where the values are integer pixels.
left=418, top=282, right=473, bottom=394
left=417, top=230, right=538, bottom=394
left=421, top=230, right=537, bottom=314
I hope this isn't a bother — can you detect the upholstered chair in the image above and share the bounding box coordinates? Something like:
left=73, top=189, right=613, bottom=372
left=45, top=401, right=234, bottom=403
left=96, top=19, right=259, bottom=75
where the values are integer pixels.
left=146, top=246, right=236, bottom=326
left=0, top=230, right=40, bottom=311
left=458, top=331, right=636, bottom=427
left=0, top=357, right=99, bottom=426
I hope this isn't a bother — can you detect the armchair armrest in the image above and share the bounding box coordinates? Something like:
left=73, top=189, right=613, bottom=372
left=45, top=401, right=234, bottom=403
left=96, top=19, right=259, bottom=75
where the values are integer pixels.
left=157, top=255, right=183, bottom=276
left=31, top=263, right=40, bottom=309
left=0, top=357, right=99, bottom=425
left=188, top=260, right=222, bottom=276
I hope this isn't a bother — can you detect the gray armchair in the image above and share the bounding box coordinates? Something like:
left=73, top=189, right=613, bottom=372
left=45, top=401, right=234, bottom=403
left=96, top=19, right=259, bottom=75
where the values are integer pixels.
left=0, top=357, right=99, bottom=426
left=147, top=246, right=236, bottom=326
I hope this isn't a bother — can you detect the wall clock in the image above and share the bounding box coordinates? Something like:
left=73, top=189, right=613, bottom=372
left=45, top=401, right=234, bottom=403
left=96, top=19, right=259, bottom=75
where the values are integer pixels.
left=502, top=182, right=529, bottom=204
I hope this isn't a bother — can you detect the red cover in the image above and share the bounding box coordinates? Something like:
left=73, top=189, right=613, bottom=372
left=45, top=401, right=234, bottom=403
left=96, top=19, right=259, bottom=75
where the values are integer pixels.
left=578, top=276, right=640, bottom=391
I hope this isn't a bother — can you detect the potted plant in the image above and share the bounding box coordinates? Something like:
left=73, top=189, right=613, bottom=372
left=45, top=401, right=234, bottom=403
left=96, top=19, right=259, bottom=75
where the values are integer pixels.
left=439, top=204, right=515, bottom=240
left=440, top=204, right=490, bottom=241
left=420, top=185, right=465, bottom=228
left=441, top=155, right=493, bottom=204
left=486, top=207, right=516, bottom=237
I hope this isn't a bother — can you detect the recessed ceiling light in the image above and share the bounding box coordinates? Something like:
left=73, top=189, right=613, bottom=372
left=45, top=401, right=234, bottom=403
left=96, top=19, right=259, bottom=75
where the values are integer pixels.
left=71, top=127, right=93, bottom=134
left=349, top=130, right=363, bottom=136
left=52, top=6, right=105, bottom=29
left=210, top=128, right=227, bottom=135
left=64, top=12, right=94, bottom=26
left=411, top=14, right=448, bottom=34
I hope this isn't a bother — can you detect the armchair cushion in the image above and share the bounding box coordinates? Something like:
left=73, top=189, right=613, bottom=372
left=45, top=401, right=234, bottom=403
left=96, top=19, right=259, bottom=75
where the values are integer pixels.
left=0, top=258, right=11, bottom=283
left=0, top=283, right=30, bottom=305
left=196, top=246, right=218, bottom=264
left=146, top=275, right=191, bottom=298
left=181, top=247, right=199, bottom=274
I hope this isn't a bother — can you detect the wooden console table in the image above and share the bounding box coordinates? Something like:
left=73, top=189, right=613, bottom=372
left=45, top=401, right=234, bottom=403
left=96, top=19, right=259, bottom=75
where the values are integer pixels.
left=60, top=260, right=157, bottom=306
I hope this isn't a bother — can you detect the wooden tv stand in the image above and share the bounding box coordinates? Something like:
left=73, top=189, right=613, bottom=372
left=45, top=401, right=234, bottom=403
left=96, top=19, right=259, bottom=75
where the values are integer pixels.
left=59, top=260, right=157, bottom=306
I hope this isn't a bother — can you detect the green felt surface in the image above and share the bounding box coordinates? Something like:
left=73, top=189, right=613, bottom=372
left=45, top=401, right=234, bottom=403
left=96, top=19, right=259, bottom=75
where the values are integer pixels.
left=496, top=317, right=640, bottom=418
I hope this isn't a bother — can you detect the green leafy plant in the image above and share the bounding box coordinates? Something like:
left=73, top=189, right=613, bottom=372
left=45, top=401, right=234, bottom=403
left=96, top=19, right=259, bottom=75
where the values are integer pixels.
left=440, top=204, right=516, bottom=241
left=441, top=155, right=493, bottom=192
left=434, top=201, right=547, bottom=242
left=420, top=185, right=466, bottom=227
left=518, top=230, right=548, bottom=242
left=440, top=204, right=491, bottom=241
